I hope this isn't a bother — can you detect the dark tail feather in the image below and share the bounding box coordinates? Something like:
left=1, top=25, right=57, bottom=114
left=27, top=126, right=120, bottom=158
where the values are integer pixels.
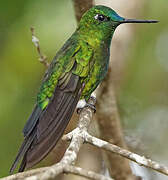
left=23, top=106, right=42, bottom=137
left=10, top=106, right=42, bottom=173
left=10, top=131, right=36, bottom=173
left=18, top=154, right=27, bottom=172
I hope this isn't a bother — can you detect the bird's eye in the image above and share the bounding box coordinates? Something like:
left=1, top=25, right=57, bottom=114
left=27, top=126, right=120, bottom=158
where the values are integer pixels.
left=94, top=14, right=110, bottom=22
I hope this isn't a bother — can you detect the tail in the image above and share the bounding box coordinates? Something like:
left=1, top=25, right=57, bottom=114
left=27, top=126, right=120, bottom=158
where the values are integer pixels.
left=9, top=130, right=36, bottom=173
left=18, top=154, right=27, bottom=172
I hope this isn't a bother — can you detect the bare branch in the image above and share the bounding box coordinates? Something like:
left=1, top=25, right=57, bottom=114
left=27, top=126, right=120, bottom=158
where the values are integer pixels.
left=0, top=167, right=48, bottom=180
left=84, top=133, right=168, bottom=177
left=64, top=165, right=112, bottom=180
left=39, top=164, right=113, bottom=180
left=1, top=165, right=112, bottom=180
left=30, top=27, right=49, bottom=67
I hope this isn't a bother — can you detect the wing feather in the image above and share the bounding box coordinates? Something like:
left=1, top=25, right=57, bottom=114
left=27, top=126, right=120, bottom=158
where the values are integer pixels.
left=25, top=73, right=81, bottom=168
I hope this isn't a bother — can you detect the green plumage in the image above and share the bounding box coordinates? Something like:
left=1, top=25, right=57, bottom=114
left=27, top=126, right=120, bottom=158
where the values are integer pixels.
left=37, top=6, right=119, bottom=109
left=10, top=5, right=157, bottom=173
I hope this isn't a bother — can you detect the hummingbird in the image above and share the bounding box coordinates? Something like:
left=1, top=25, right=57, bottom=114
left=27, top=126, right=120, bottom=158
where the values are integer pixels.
left=10, top=5, right=158, bottom=173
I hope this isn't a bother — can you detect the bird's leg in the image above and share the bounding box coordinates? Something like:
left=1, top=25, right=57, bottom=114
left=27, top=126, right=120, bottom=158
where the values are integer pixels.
left=76, top=92, right=96, bottom=114
left=90, top=91, right=96, bottom=102
left=85, top=103, right=96, bottom=113
left=86, top=91, right=96, bottom=113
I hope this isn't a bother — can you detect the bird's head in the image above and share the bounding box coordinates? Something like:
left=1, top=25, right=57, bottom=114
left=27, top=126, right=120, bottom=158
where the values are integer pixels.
left=78, top=5, right=158, bottom=46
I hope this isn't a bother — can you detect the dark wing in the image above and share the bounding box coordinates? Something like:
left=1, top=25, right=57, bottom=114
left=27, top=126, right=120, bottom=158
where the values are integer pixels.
left=10, top=33, right=82, bottom=173
left=24, top=72, right=82, bottom=170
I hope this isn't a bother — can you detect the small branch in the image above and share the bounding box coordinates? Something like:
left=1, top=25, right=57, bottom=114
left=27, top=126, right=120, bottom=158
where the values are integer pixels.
left=39, top=164, right=112, bottom=180
left=64, top=165, right=112, bottom=180
left=30, top=27, right=49, bottom=67
left=0, top=167, right=48, bottom=180
left=1, top=165, right=111, bottom=180
left=63, top=131, right=168, bottom=177
left=84, top=133, right=168, bottom=177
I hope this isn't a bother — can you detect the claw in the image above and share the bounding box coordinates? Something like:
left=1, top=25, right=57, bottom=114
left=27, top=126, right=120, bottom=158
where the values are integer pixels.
left=85, top=103, right=96, bottom=113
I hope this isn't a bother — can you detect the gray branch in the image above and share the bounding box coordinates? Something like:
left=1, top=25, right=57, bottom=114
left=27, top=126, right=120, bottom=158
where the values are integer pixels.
left=84, top=133, right=168, bottom=176
left=2, top=165, right=111, bottom=180
left=63, top=130, right=168, bottom=177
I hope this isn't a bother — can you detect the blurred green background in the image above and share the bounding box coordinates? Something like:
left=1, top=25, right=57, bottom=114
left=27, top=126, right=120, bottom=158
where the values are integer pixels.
left=0, top=0, right=167, bottom=178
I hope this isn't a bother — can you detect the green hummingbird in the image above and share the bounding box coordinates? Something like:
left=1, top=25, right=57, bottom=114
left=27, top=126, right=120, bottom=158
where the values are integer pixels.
left=10, top=5, right=158, bottom=173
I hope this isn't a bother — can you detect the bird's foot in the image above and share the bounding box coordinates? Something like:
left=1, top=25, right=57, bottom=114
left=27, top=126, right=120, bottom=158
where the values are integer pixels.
left=90, top=92, right=96, bottom=103
left=77, top=99, right=96, bottom=114
left=85, top=103, right=96, bottom=113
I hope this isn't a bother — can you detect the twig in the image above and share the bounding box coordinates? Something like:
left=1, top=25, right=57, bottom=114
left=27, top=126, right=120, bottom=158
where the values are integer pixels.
left=30, top=27, right=49, bottom=67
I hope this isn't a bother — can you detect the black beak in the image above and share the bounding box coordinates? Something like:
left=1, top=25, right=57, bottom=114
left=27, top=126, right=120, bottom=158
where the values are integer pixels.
left=120, top=18, right=158, bottom=24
